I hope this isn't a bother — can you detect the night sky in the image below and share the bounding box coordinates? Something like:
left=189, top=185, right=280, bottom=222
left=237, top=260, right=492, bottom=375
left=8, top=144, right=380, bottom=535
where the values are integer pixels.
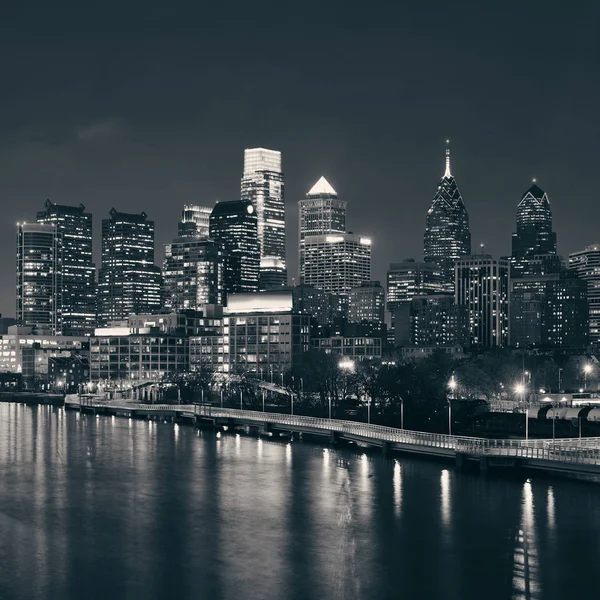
left=1, top=1, right=599, bottom=317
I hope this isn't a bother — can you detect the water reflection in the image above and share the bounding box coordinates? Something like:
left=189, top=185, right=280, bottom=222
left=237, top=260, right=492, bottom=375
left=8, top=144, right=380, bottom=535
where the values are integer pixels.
left=440, top=469, right=451, bottom=526
left=547, top=487, right=555, bottom=531
left=393, top=461, right=402, bottom=517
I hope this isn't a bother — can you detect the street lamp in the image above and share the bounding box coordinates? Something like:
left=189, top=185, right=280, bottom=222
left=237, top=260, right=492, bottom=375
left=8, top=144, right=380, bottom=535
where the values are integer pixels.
left=447, top=376, right=457, bottom=435
left=583, top=364, right=593, bottom=391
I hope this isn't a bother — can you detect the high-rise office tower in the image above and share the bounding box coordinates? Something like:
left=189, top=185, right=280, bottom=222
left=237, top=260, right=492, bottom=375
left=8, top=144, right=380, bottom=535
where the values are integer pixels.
left=348, top=281, right=385, bottom=325
left=298, top=176, right=346, bottom=281
left=97, top=209, right=162, bottom=323
left=569, top=244, right=600, bottom=345
left=16, top=222, right=63, bottom=334
left=424, top=144, right=471, bottom=290
left=541, top=274, right=588, bottom=348
left=240, top=148, right=286, bottom=289
left=209, top=200, right=260, bottom=297
left=36, top=200, right=96, bottom=335
left=511, top=182, right=557, bottom=277
left=178, top=204, right=212, bottom=238
left=163, top=237, right=224, bottom=309
left=302, top=233, right=371, bottom=298
left=455, top=255, right=510, bottom=347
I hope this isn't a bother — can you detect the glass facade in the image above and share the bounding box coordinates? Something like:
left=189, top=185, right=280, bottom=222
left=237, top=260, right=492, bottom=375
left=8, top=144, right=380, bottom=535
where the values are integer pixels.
left=97, top=209, right=162, bottom=323
left=241, top=148, right=286, bottom=289
left=16, top=223, right=63, bottom=334
left=36, top=200, right=96, bottom=335
left=423, top=148, right=471, bottom=290
left=209, top=200, right=259, bottom=298
left=179, top=204, right=212, bottom=239
left=569, top=245, right=600, bottom=345
left=162, top=237, right=224, bottom=309
left=348, top=281, right=385, bottom=325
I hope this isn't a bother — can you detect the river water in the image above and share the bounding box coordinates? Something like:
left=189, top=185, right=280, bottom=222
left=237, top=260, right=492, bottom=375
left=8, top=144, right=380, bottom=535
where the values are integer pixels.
left=0, top=403, right=598, bottom=600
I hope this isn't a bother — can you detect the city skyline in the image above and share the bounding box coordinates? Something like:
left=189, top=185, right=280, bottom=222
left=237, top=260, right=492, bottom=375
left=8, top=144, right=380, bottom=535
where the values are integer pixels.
left=1, top=2, right=599, bottom=316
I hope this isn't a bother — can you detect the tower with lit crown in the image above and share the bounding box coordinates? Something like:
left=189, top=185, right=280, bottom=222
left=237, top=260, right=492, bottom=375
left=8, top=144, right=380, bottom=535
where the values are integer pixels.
left=423, top=143, right=471, bottom=290
left=510, top=181, right=557, bottom=276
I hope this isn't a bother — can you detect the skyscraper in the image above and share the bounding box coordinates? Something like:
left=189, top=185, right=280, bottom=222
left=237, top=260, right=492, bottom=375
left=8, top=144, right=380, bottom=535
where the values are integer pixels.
left=36, top=200, right=96, bottom=335
left=302, top=233, right=371, bottom=298
left=455, top=255, right=510, bottom=347
left=179, top=204, right=212, bottom=239
left=209, top=200, right=260, bottom=297
left=241, top=148, right=286, bottom=289
left=97, top=209, right=162, bottom=323
left=16, top=222, right=63, bottom=334
left=163, top=237, right=224, bottom=309
left=298, top=176, right=346, bottom=281
left=569, top=244, right=600, bottom=345
left=511, top=182, right=557, bottom=276
left=424, top=144, right=471, bottom=290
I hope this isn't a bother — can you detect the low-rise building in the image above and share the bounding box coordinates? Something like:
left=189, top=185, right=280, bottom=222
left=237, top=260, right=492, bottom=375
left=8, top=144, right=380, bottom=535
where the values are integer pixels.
left=312, top=335, right=382, bottom=360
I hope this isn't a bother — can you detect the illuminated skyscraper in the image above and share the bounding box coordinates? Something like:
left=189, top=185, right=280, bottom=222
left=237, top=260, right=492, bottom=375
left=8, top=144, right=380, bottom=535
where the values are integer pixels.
left=178, top=204, right=212, bottom=238
left=348, top=281, right=385, bottom=325
left=163, top=237, right=224, bottom=309
left=16, top=222, right=63, bottom=334
left=97, top=209, right=162, bottom=323
left=209, top=200, right=260, bottom=297
left=241, top=148, right=286, bottom=289
left=455, top=255, right=510, bottom=348
left=302, top=233, right=371, bottom=298
left=298, top=176, right=346, bottom=281
left=569, top=244, right=600, bottom=345
left=423, top=144, right=471, bottom=290
left=36, top=200, right=96, bottom=335
left=511, top=182, right=557, bottom=276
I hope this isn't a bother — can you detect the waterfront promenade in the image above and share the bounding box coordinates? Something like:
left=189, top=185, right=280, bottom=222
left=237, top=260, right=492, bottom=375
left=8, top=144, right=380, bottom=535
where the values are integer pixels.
left=64, top=395, right=600, bottom=478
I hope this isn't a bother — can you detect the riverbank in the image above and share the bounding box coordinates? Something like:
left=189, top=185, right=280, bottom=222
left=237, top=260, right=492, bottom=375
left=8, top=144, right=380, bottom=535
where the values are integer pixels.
left=0, top=392, right=64, bottom=406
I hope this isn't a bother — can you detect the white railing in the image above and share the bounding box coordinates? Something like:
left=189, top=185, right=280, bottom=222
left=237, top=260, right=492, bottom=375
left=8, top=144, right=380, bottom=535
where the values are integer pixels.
left=66, top=398, right=600, bottom=465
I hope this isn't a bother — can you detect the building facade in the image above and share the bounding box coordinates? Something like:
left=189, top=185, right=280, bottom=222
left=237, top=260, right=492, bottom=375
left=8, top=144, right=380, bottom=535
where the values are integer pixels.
left=511, top=183, right=557, bottom=277
left=569, top=245, right=600, bottom=345
left=97, top=209, right=162, bottom=324
left=209, top=200, right=259, bottom=297
left=36, top=200, right=96, bottom=335
left=179, top=204, right=212, bottom=239
left=541, top=274, right=588, bottom=348
left=408, top=294, right=469, bottom=348
left=455, top=255, right=510, bottom=348
left=241, top=148, right=286, bottom=289
left=348, top=281, right=385, bottom=326
left=423, top=146, right=471, bottom=290
left=163, top=237, right=224, bottom=309
left=298, top=176, right=346, bottom=282
left=312, top=335, right=382, bottom=360
left=16, top=222, right=63, bottom=335
left=302, top=233, right=371, bottom=298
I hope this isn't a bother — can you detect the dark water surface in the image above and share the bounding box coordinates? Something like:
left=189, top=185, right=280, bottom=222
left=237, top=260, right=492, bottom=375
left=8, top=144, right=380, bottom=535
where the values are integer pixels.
left=0, top=404, right=599, bottom=600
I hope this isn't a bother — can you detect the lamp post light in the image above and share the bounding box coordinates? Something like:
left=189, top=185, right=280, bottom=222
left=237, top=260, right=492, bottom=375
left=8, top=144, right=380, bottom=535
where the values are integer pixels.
left=583, top=363, right=593, bottom=391
left=400, top=397, right=405, bottom=430
left=447, top=376, right=457, bottom=436
left=240, top=389, right=243, bottom=411
left=262, top=389, right=265, bottom=412
left=558, top=368, right=563, bottom=392
left=328, top=394, right=332, bottom=420
left=291, top=392, right=294, bottom=416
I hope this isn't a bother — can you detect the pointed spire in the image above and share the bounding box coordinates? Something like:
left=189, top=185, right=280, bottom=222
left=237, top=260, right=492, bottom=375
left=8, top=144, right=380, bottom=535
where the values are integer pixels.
left=444, top=139, right=452, bottom=178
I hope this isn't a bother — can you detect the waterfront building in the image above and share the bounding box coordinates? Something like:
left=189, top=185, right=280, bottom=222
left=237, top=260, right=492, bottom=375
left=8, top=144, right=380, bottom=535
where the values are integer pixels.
left=97, top=209, right=162, bottom=324
left=16, top=222, right=63, bottom=335
left=541, top=274, right=589, bottom=348
left=221, top=291, right=310, bottom=376
left=348, top=281, right=385, bottom=326
left=209, top=200, right=259, bottom=297
left=37, top=200, right=96, bottom=335
left=0, top=325, right=88, bottom=387
left=569, top=244, right=600, bottom=345
left=511, top=182, right=557, bottom=277
left=302, top=233, right=371, bottom=298
left=455, top=255, right=510, bottom=347
left=298, top=177, right=346, bottom=281
left=312, top=335, right=382, bottom=360
left=178, top=204, right=212, bottom=239
left=90, top=326, right=189, bottom=384
left=162, top=237, right=224, bottom=309
left=48, top=355, right=89, bottom=393
left=423, top=145, right=471, bottom=290
left=240, top=148, right=286, bottom=289
left=128, top=308, right=223, bottom=337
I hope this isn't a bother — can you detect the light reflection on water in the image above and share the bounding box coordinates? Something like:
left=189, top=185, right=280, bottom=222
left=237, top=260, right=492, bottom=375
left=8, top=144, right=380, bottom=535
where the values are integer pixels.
left=0, top=404, right=598, bottom=600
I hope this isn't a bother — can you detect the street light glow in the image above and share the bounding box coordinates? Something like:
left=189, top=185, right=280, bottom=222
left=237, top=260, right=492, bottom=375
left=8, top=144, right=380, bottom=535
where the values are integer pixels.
left=583, top=364, right=593, bottom=374
left=448, top=377, right=457, bottom=390
left=514, top=383, right=525, bottom=395
left=339, top=359, right=355, bottom=372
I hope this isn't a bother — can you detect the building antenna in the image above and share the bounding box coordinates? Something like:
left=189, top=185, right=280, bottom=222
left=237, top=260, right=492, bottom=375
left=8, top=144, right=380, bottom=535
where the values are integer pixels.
left=444, top=139, right=451, bottom=178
